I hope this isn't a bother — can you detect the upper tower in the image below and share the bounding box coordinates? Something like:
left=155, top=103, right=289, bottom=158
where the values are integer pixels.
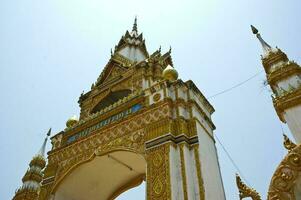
left=76, top=18, right=173, bottom=120
left=251, top=25, right=301, bottom=142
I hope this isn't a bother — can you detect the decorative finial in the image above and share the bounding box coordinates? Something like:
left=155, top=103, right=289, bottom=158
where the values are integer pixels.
left=283, top=134, right=296, bottom=151
left=46, top=128, right=51, bottom=137
left=236, top=174, right=261, bottom=200
left=162, top=65, right=178, bottom=82
left=169, top=46, right=172, bottom=53
left=159, top=45, right=161, bottom=52
left=66, top=115, right=79, bottom=128
left=250, top=25, right=272, bottom=54
left=251, top=25, right=258, bottom=34
left=132, top=16, right=138, bottom=32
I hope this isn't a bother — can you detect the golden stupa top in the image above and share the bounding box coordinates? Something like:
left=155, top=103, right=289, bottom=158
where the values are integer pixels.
left=163, top=64, right=178, bottom=81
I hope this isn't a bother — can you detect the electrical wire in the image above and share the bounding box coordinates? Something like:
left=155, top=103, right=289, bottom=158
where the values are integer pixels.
left=215, top=134, right=251, bottom=186
left=208, top=70, right=264, bottom=99
left=206, top=71, right=266, bottom=185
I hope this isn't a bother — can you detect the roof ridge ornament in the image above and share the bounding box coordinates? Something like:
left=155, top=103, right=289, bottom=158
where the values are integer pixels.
left=283, top=134, right=296, bottom=151
left=236, top=174, right=262, bottom=200
left=251, top=25, right=272, bottom=54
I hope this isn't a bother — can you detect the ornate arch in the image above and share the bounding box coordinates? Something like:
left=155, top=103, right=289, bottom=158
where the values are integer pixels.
left=50, top=130, right=145, bottom=194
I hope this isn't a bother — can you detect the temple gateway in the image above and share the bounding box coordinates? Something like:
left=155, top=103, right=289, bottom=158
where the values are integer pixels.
left=12, top=19, right=301, bottom=200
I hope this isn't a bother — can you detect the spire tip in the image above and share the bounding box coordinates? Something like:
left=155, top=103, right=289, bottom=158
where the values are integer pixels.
left=47, top=128, right=51, bottom=137
left=251, top=25, right=258, bottom=35
left=132, top=16, right=138, bottom=32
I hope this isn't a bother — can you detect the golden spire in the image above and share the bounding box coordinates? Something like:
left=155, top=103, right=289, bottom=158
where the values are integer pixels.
left=251, top=25, right=272, bottom=54
left=236, top=174, right=261, bottom=200
left=132, top=16, right=138, bottom=33
left=283, top=134, right=296, bottom=151
left=12, top=128, right=51, bottom=200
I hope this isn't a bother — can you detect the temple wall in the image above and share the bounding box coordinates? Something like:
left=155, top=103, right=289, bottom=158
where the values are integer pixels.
left=183, top=145, right=200, bottom=200
left=196, top=123, right=225, bottom=200
left=170, top=145, right=184, bottom=200
left=284, top=105, right=301, bottom=143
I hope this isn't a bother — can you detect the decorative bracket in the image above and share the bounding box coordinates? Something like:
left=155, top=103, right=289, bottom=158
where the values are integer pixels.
left=236, top=174, right=261, bottom=200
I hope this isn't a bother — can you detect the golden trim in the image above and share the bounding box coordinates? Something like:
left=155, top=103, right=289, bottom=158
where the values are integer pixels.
left=146, top=143, right=171, bottom=200
left=236, top=174, right=261, bottom=200
left=273, top=86, right=301, bottom=122
left=145, top=117, right=198, bottom=142
left=193, top=144, right=205, bottom=200
left=268, top=62, right=301, bottom=85
left=153, top=93, right=161, bottom=102
left=283, top=134, right=297, bottom=152
left=262, top=48, right=288, bottom=73
left=268, top=143, right=301, bottom=200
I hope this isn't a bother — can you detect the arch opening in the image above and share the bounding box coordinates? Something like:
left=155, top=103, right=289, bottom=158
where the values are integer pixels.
left=53, top=150, right=146, bottom=200
left=116, top=181, right=145, bottom=200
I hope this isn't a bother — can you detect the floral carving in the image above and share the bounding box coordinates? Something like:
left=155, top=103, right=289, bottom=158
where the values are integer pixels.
left=283, top=134, right=297, bottom=152
left=146, top=144, right=171, bottom=200
left=268, top=144, right=301, bottom=200
left=236, top=174, right=261, bottom=200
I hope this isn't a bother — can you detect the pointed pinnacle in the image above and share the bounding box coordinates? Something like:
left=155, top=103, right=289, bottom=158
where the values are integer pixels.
left=47, top=128, right=51, bottom=137
left=132, top=16, right=138, bottom=32
left=251, top=25, right=258, bottom=35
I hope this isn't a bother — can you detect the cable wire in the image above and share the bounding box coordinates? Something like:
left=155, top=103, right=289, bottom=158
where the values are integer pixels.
left=208, top=70, right=264, bottom=99
left=215, top=134, right=251, bottom=186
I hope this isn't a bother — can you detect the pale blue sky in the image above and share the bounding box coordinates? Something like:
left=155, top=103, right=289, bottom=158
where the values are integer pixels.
left=0, top=0, right=300, bottom=199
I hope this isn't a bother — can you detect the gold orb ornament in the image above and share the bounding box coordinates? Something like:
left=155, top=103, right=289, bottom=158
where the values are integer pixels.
left=162, top=65, right=178, bottom=81
left=66, top=115, right=79, bottom=128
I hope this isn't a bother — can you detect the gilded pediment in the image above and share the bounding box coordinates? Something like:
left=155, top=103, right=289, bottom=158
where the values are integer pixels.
left=103, top=65, right=128, bottom=83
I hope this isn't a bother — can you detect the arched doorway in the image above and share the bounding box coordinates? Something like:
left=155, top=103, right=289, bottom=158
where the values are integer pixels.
left=53, top=150, right=146, bottom=200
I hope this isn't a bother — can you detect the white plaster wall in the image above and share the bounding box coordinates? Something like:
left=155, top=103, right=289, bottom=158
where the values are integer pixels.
left=196, top=123, right=226, bottom=200
left=284, top=105, right=301, bottom=143
left=142, top=78, right=149, bottom=89
left=178, top=87, right=188, bottom=101
left=192, top=106, right=213, bottom=136
left=167, top=86, right=176, bottom=101
left=188, top=91, right=211, bottom=118
left=118, top=47, right=146, bottom=62
left=183, top=145, right=200, bottom=200
left=170, top=146, right=184, bottom=200
left=178, top=106, right=189, bottom=119
left=276, top=75, right=301, bottom=91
